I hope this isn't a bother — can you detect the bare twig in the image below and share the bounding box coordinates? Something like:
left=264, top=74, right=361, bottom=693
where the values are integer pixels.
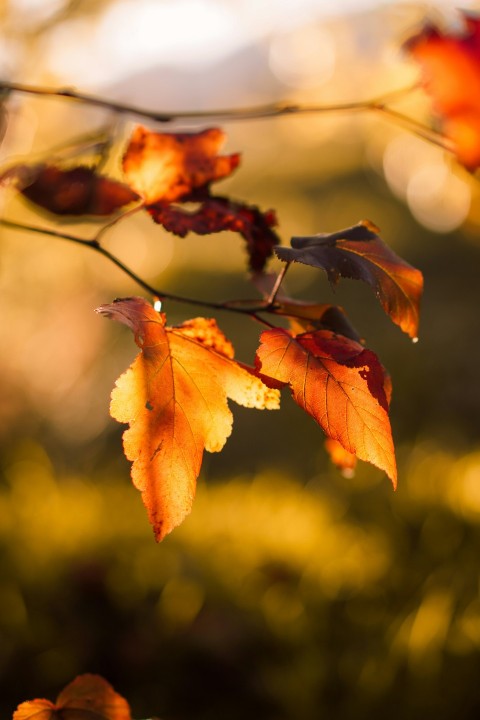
left=0, top=218, right=274, bottom=324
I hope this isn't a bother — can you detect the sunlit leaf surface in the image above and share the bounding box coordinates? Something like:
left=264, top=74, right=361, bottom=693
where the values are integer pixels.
left=97, top=297, right=280, bottom=540
left=256, top=326, right=397, bottom=486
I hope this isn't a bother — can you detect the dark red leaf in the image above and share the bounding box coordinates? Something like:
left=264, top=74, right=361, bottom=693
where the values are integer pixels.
left=18, top=165, right=139, bottom=216
left=148, top=196, right=279, bottom=272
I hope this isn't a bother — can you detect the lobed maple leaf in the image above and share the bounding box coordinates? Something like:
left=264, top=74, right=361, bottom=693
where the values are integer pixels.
left=255, top=326, right=397, bottom=487
left=122, top=126, right=240, bottom=204
left=97, top=297, right=280, bottom=541
left=406, top=12, right=480, bottom=169
left=275, top=220, right=423, bottom=339
left=148, top=196, right=279, bottom=272
left=13, top=674, right=131, bottom=720
left=7, top=164, right=140, bottom=216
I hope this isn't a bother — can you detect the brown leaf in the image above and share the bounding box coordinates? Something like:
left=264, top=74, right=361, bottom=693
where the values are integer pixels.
left=122, top=126, right=240, bottom=204
left=406, top=12, right=480, bottom=169
left=275, top=220, right=423, bottom=339
left=255, top=327, right=397, bottom=487
left=13, top=674, right=131, bottom=720
left=148, top=196, right=279, bottom=272
left=274, top=300, right=362, bottom=342
left=97, top=297, right=280, bottom=541
left=15, top=165, right=139, bottom=216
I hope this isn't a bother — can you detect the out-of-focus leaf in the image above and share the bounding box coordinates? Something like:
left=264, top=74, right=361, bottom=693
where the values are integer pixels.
left=275, top=221, right=423, bottom=339
left=13, top=674, right=131, bottom=720
left=97, top=297, right=280, bottom=541
left=406, top=11, right=480, bottom=169
left=325, top=437, right=357, bottom=477
left=256, top=326, right=397, bottom=487
left=9, top=164, right=139, bottom=216
left=122, top=126, right=240, bottom=204
left=148, top=196, right=279, bottom=272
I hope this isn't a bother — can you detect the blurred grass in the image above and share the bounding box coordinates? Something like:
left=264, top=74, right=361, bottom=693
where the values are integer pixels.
left=2, top=438, right=480, bottom=719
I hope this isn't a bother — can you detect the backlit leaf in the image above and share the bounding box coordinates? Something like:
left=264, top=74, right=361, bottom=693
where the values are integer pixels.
left=13, top=674, right=131, bottom=720
left=13, top=164, right=139, bottom=216
left=97, top=297, right=280, bottom=541
left=122, top=126, right=240, bottom=204
left=275, top=221, right=423, bottom=339
left=148, top=196, right=279, bottom=272
left=256, top=326, right=397, bottom=487
left=406, top=12, right=480, bottom=169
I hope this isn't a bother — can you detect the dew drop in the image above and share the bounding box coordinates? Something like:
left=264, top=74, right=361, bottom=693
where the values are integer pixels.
left=154, top=299, right=162, bottom=312
left=412, top=336, right=419, bottom=344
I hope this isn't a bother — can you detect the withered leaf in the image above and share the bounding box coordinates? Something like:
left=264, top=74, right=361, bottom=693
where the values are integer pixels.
left=148, top=196, right=279, bottom=272
left=122, top=126, right=240, bottom=204
left=256, top=326, right=397, bottom=487
left=406, top=12, right=480, bottom=169
left=16, top=165, right=139, bottom=216
left=13, top=674, right=131, bottom=720
left=275, top=220, right=423, bottom=339
left=97, top=297, right=280, bottom=541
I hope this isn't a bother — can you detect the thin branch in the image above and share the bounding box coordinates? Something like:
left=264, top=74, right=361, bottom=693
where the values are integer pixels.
left=0, top=79, right=418, bottom=125
left=0, top=79, right=453, bottom=156
left=0, top=218, right=273, bottom=322
left=371, top=105, right=452, bottom=151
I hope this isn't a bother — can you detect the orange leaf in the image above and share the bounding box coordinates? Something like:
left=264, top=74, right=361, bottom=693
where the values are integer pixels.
left=406, top=12, right=480, bottom=169
left=122, top=126, right=240, bottom=204
left=97, top=297, right=280, bottom=541
left=255, top=327, right=397, bottom=487
left=10, top=165, right=139, bottom=216
left=324, top=437, right=357, bottom=477
left=275, top=220, right=423, bottom=339
left=13, top=674, right=131, bottom=720
left=148, top=196, right=279, bottom=272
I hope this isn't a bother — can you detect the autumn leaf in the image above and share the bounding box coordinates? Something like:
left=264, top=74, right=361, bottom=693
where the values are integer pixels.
left=406, top=12, right=480, bottom=169
left=13, top=674, right=131, bottom=720
left=97, top=297, right=280, bottom=541
left=8, top=164, right=140, bottom=216
left=122, top=126, right=240, bottom=204
left=274, top=300, right=362, bottom=341
left=255, top=326, right=397, bottom=487
left=275, top=220, right=423, bottom=339
left=324, top=437, right=357, bottom=477
left=148, top=196, right=279, bottom=272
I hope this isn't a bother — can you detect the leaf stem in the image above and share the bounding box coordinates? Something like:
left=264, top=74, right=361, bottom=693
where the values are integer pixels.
left=266, top=262, right=291, bottom=307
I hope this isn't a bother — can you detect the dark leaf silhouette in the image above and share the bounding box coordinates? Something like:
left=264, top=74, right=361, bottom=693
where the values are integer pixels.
left=275, top=220, right=423, bottom=339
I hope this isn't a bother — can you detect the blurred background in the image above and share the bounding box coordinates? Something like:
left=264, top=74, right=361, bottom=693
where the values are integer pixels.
left=2, top=1, right=480, bottom=718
